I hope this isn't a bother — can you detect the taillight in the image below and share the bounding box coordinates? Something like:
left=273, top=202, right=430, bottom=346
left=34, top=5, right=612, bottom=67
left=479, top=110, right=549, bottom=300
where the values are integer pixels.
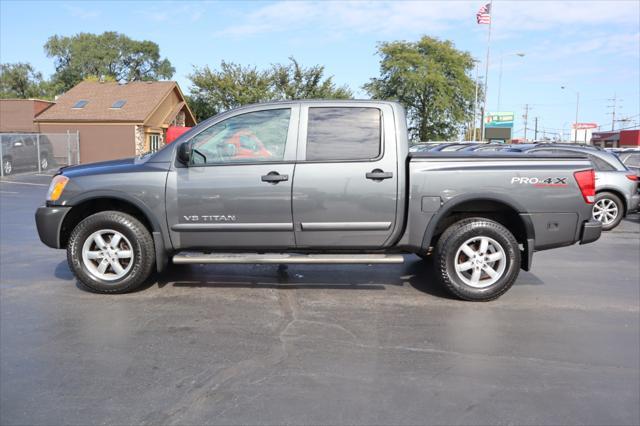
left=574, top=169, right=595, bottom=204
left=626, top=174, right=638, bottom=181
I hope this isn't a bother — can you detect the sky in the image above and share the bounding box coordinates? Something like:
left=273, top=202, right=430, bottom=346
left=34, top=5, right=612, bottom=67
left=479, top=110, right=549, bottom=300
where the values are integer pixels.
left=1, top=0, right=639, bottom=139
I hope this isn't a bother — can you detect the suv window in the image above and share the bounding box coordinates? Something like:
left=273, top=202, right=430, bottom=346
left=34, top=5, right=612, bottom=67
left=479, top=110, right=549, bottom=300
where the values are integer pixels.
left=588, top=155, right=616, bottom=171
left=306, top=107, right=381, bottom=161
left=190, top=109, right=291, bottom=165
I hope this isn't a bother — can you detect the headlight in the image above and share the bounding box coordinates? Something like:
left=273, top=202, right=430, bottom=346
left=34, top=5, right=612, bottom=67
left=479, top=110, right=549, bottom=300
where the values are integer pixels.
left=46, top=175, right=69, bottom=201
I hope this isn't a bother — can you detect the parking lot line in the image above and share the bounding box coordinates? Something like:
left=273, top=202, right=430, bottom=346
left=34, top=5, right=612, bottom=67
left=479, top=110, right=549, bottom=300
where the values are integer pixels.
left=0, top=181, right=48, bottom=187
left=0, top=191, right=19, bottom=194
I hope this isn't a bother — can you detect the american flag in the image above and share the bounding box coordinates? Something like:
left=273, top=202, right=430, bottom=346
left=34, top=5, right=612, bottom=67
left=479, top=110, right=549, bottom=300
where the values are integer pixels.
left=476, top=2, right=491, bottom=25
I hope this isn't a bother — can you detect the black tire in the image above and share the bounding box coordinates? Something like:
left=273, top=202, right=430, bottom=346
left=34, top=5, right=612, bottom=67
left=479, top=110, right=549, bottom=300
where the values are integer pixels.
left=2, top=156, right=12, bottom=175
left=592, top=192, right=624, bottom=231
left=67, top=211, right=155, bottom=293
left=434, top=217, right=521, bottom=301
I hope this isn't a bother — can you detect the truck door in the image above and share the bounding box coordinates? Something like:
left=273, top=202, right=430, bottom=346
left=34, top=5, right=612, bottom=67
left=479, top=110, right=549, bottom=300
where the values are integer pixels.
left=292, top=104, right=399, bottom=248
left=166, top=105, right=299, bottom=249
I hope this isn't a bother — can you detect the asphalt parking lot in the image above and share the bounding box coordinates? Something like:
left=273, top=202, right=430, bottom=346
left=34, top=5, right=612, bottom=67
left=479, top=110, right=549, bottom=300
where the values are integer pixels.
left=1, top=175, right=639, bottom=426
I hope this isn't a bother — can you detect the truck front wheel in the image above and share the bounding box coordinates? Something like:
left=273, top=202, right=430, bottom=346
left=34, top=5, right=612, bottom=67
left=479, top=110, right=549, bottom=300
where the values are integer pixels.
left=67, top=211, right=155, bottom=293
left=434, top=218, right=520, bottom=301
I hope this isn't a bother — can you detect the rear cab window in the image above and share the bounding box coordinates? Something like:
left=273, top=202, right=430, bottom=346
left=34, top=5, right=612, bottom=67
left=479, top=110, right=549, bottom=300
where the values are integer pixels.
left=305, top=107, right=381, bottom=161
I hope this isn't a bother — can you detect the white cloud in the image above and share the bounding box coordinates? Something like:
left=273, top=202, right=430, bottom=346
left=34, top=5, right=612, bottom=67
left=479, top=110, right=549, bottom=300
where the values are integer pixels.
left=64, top=3, right=100, bottom=20
left=214, top=0, right=640, bottom=39
left=143, top=2, right=206, bottom=23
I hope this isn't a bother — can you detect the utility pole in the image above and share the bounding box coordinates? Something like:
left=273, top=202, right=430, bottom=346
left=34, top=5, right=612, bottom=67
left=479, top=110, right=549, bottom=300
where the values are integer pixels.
left=534, top=117, right=538, bottom=140
left=607, top=94, right=621, bottom=131
left=522, top=104, right=531, bottom=140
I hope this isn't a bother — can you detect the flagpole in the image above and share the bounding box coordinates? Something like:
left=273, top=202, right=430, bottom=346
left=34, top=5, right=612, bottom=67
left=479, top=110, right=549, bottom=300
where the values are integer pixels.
left=480, top=0, right=492, bottom=142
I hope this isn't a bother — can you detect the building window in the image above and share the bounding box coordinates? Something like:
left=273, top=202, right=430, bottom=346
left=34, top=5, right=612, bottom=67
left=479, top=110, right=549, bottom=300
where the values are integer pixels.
left=111, top=100, right=126, bottom=109
left=149, top=134, right=160, bottom=152
left=72, top=100, right=88, bottom=109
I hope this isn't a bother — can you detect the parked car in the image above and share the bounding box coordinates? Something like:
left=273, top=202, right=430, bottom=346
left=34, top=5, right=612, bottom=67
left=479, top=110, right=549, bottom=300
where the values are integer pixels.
left=36, top=100, right=601, bottom=301
left=522, top=145, right=639, bottom=230
left=409, top=142, right=447, bottom=152
left=1, top=134, right=54, bottom=175
left=616, top=150, right=640, bottom=175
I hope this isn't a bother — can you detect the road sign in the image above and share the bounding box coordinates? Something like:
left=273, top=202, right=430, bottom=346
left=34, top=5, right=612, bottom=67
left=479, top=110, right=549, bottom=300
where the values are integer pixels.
left=486, top=112, right=514, bottom=128
left=571, top=122, right=598, bottom=129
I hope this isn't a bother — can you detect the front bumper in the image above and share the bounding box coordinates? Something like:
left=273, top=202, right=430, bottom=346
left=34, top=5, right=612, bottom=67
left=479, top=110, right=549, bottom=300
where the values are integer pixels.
left=579, top=219, right=602, bottom=245
left=35, top=206, right=71, bottom=249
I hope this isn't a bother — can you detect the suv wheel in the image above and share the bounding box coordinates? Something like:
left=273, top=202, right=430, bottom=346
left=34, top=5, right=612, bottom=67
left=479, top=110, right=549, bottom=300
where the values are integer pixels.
left=434, top=218, right=520, bottom=301
left=40, top=154, right=49, bottom=170
left=2, top=157, right=12, bottom=175
left=592, top=192, right=623, bottom=231
left=67, top=211, right=155, bottom=293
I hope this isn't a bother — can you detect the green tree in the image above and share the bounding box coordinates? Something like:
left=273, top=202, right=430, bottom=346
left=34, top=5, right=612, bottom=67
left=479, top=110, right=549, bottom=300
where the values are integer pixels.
left=0, top=63, right=50, bottom=99
left=44, top=32, right=174, bottom=92
left=189, top=61, right=273, bottom=120
left=187, top=58, right=352, bottom=121
left=271, top=57, right=352, bottom=100
left=364, top=36, right=476, bottom=142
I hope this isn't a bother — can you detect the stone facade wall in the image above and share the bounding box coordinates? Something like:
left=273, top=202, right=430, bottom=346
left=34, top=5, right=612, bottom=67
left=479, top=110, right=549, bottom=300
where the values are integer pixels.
left=134, top=125, right=145, bottom=155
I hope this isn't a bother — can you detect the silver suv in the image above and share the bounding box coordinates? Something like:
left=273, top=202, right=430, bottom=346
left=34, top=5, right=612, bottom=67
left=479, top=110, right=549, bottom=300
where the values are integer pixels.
left=525, top=145, right=639, bottom=230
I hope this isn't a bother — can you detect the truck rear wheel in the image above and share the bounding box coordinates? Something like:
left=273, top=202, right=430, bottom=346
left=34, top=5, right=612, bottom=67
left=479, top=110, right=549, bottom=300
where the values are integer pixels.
left=434, top=218, right=520, bottom=301
left=67, top=211, right=155, bottom=293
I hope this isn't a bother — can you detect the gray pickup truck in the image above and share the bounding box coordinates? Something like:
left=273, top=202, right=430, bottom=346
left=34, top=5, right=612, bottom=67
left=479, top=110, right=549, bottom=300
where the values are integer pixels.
left=35, top=100, right=602, bottom=301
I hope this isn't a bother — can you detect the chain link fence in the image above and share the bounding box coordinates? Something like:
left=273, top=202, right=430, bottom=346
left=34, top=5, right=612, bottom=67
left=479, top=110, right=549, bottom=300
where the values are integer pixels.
left=0, top=132, right=80, bottom=177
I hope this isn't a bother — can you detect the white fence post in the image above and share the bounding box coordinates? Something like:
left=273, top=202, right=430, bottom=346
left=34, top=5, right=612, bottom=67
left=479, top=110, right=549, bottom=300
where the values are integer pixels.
left=67, top=130, right=71, bottom=166
left=0, top=136, right=4, bottom=178
left=76, top=131, right=80, bottom=165
left=37, top=134, right=42, bottom=173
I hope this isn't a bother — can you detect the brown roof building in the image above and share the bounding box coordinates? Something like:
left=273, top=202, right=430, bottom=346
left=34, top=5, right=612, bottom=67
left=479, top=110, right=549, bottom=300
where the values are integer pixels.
left=35, top=81, right=196, bottom=164
left=0, top=99, right=55, bottom=132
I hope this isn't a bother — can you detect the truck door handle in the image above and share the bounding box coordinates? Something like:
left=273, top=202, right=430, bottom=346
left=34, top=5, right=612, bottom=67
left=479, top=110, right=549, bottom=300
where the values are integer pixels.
left=261, top=171, right=289, bottom=183
left=366, top=169, right=393, bottom=180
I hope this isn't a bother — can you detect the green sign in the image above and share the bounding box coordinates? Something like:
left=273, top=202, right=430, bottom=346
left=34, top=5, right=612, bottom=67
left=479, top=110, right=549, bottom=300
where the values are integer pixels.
left=486, top=112, right=514, bottom=128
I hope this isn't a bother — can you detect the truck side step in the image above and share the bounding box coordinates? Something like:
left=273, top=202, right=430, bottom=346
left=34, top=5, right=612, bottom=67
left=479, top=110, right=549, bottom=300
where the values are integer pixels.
left=172, top=252, right=405, bottom=265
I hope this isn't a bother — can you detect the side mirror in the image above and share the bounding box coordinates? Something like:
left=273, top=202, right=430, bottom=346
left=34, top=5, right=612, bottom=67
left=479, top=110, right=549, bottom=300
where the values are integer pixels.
left=13, top=141, right=23, bottom=147
left=177, top=142, right=191, bottom=165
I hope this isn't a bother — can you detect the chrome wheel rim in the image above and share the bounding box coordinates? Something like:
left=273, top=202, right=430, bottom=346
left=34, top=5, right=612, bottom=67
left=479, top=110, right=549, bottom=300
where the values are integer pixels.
left=40, top=157, right=48, bottom=169
left=81, top=229, right=134, bottom=281
left=3, top=160, right=11, bottom=175
left=592, top=198, right=618, bottom=225
left=454, top=236, right=507, bottom=289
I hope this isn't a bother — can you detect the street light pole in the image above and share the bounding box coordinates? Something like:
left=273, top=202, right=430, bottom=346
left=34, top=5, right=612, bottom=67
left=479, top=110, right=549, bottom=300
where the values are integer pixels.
left=561, top=85, right=580, bottom=142
left=472, top=60, right=480, bottom=142
left=496, top=52, right=525, bottom=112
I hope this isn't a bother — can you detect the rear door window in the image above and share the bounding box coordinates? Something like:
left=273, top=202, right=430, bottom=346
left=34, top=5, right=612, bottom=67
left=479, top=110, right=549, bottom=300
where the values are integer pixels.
left=306, top=107, right=381, bottom=161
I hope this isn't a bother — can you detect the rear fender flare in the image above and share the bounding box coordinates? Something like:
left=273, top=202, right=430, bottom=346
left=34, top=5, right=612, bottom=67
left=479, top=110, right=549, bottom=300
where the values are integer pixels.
left=420, top=193, right=536, bottom=250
